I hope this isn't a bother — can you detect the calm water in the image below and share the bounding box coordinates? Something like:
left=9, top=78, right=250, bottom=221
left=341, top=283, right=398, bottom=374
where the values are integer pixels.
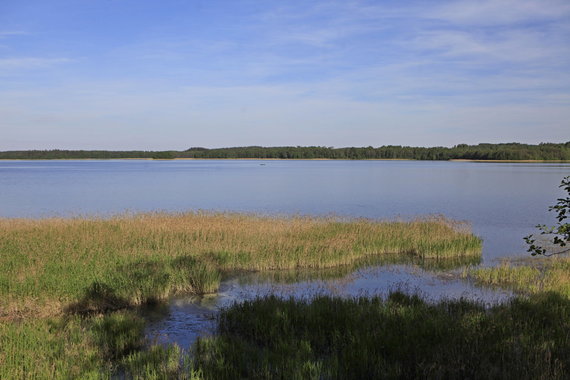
left=144, top=264, right=513, bottom=349
left=1, top=159, right=568, bottom=263
left=2, top=159, right=568, bottom=348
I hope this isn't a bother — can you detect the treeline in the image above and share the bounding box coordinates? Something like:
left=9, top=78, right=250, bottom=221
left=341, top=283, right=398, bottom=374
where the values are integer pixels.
left=179, top=143, right=570, bottom=160
left=1, top=142, right=570, bottom=160
left=0, top=150, right=173, bottom=160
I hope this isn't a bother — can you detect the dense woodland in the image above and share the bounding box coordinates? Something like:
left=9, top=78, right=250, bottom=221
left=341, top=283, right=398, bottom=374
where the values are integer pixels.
left=1, top=142, right=570, bottom=160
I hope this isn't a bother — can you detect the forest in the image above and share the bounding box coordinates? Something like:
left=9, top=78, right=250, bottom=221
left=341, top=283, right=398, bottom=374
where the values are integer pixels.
left=1, top=142, right=569, bottom=160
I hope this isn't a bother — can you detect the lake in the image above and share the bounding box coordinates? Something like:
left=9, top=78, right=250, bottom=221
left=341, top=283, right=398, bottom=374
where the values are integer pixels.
left=3, top=159, right=568, bottom=348
left=1, top=159, right=568, bottom=263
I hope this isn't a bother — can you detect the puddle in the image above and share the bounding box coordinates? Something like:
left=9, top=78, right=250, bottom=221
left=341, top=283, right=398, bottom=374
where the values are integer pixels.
left=143, top=263, right=512, bottom=350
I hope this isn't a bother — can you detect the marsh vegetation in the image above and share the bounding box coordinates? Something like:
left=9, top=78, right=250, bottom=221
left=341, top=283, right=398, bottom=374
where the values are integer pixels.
left=192, top=292, right=570, bottom=379
left=465, top=256, right=570, bottom=298
left=1, top=210, right=569, bottom=378
left=0, top=212, right=480, bottom=317
left=0, top=212, right=481, bottom=378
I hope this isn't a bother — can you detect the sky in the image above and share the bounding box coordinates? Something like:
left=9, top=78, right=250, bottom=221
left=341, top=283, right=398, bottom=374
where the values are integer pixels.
left=0, top=0, right=569, bottom=150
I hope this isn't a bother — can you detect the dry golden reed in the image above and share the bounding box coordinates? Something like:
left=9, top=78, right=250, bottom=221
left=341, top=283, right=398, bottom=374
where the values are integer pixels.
left=0, top=212, right=481, bottom=317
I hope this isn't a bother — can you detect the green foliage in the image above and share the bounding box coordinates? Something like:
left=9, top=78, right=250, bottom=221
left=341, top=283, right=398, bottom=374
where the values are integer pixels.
left=0, top=149, right=159, bottom=159
left=192, top=292, right=570, bottom=379
left=525, top=176, right=570, bottom=256
left=151, top=151, right=176, bottom=159
left=179, top=142, right=570, bottom=160
left=1, top=142, right=570, bottom=160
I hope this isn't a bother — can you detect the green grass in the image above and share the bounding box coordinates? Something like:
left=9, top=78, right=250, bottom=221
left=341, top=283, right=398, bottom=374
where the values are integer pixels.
left=465, top=256, right=570, bottom=298
left=0, top=317, right=103, bottom=379
left=7, top=290, right=569, bottom=379
left=191, top=292, right=570, bottom=379
left=0, top=212, right=481, bottom=318
left=0, top=212, right=483, bottom=379
left=0, top=310, right=200, bottom=379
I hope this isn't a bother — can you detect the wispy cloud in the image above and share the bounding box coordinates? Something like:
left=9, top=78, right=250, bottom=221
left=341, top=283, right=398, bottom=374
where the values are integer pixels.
left=0, top=31, right=28, bottom=38
left=0, top=57, right=73, bottom=70
left=431, top=0, right=570, bottom=26
left=2, top=79, right=568, bottom=150
left=0, top=0, right=568, bottom=149
left=0, top=30, right=73, bottom=72
left=413, top=29, right=569, bottom=66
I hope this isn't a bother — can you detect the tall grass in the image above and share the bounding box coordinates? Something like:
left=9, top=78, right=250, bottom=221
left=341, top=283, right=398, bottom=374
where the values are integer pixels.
left=0, top=212, right=480, bottom=317
left=0, top=311, right=194, bottom=379
left=0, top=317, right=102, bottom=379
left=465, top=257, right=570, bottom=298
left=0, top=212, right=481, bottom=378
left=192, top=292, right=570, bottom=379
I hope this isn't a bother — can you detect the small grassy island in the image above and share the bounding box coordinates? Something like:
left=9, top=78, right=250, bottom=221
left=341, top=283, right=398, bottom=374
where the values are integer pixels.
left=0, top=213, right=568, bottom=378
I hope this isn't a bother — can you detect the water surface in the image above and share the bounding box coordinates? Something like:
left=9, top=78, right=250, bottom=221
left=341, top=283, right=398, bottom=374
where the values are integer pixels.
left=1, top=159, right=568, bottom=263
left=144, top=264, right=513, bottom=349
left=2, top=159, right=566, bottom=349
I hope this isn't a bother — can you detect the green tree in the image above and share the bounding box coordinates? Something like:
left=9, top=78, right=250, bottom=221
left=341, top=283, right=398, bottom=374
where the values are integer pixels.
left=151, top=151, right=176, bottom=159
left=525, top=176, right=570, bottom=256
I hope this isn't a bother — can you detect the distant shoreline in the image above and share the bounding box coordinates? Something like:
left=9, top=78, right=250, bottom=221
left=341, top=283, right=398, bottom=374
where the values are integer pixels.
left=0, top=157, right=414, bottom=161
left=1, top=157, right=569, bottom=163
left=1, top=143, right=569, bottom=161
left=449, top=159, right=570, bottom=163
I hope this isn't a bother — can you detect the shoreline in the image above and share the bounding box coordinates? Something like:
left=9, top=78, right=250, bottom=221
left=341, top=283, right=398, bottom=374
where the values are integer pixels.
left=449, top=159, right=570, bottom=163
left=1, top=157, right=569, bottom=163
left=0, top=157, right=414, bottom=161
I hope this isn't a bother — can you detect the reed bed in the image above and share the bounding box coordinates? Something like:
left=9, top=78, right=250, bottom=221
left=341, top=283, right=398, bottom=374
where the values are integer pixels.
left=466, top=257, right=570, bottom=298
left=0, top=212, right=481, bottom=379
left=0, top=212, right=481, bottom=317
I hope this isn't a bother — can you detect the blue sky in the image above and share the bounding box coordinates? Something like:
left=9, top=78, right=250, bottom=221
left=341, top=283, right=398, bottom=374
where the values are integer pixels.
left=1, top=0, right=569, bottom=150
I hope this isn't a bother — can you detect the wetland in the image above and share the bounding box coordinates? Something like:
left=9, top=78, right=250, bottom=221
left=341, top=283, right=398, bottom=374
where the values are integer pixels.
left=1, top=159, right=569, bottom=378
